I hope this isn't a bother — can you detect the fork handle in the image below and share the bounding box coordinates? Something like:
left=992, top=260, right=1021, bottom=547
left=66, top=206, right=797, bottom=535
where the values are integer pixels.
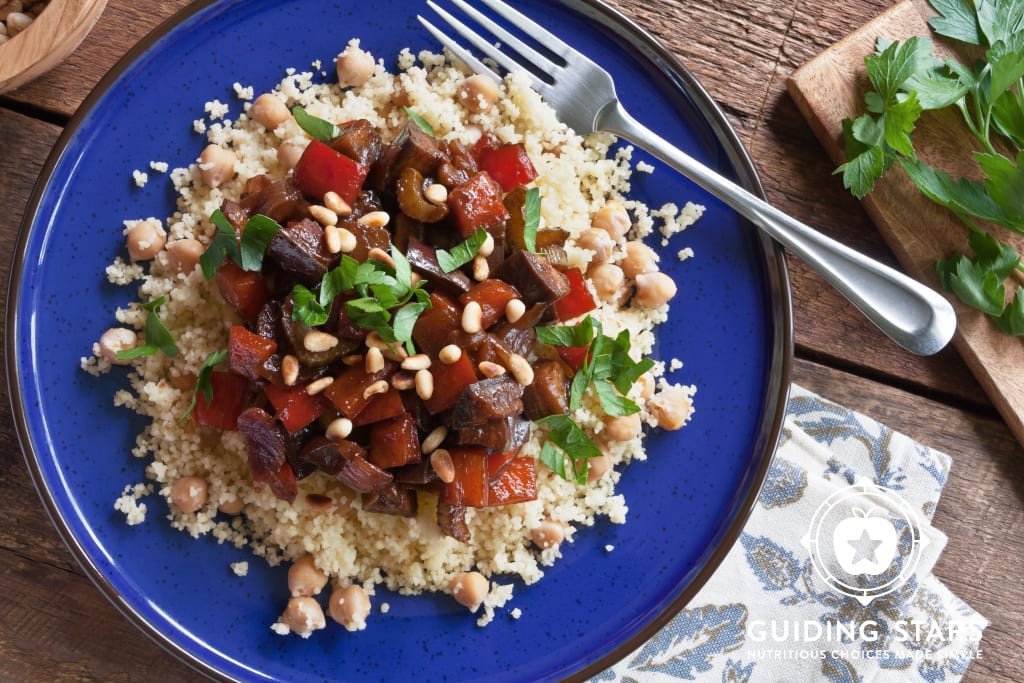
left=599, top=102, right=956, bottom=356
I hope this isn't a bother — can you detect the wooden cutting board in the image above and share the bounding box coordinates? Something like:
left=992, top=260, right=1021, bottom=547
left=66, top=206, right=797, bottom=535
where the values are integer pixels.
left=788, top=0, right=1024, bottom=449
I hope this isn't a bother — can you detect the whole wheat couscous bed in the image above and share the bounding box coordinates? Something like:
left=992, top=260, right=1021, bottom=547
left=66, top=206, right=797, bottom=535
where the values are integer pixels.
left=83, top=39, right=702, bottom=636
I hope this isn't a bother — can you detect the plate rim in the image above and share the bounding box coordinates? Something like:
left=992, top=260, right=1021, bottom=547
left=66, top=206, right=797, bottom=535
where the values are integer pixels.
left=5, top=0, right=794, bottom=680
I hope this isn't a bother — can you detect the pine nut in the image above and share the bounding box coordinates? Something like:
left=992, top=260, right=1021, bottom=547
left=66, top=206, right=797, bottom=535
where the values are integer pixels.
left=342, top=353, right=364, bottom=366
left=439, top=344, right=463, bottom=365
left=391, top=371, right=415, bottom=391
left=478, top=361, right=506, bottom=378
left=462, top=301, right=483, bottom=333
left=367, top=330, right=408, bottom=360
left=401, top=354, right=431, bottom=371
left=509, top=354, right=535, bottom=386
left=326, top=417, right=353, bottom=441
left=368, top=247, right=395, bottom=269
left=478, top=232, right=494, bottom=257
left=472, top=255, right=489, bottom=281
left=415, top=369, right=434, bottom=400
left=324, top=224, right=343, bottom=254
left=358, top=211, right=390, bottom=228
left=363, top=380, right=390, bottom=399
left=304, top=330, right=339, bottom=353
left=309, top=204, right=338, bottom=227
left=281, top=354, right=300, bottom=386
left=421, top=425, right=448, bottom=454
left=505, top=298, right=526, bottom=323
left=323, top=191, right=352, bottom=216
left=336, top=227, right=357, bottom=253
left=424, top=183, right=448, bottom=205
left=430, top=448, right=455, bottom=484
left=306, top=376, right=334, bottom=395
left=365, top=346, right=385, bottom=373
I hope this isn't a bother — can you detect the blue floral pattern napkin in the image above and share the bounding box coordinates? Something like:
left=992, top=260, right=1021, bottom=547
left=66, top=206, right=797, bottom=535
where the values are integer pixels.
left=594, top=384, right=987, bottom=682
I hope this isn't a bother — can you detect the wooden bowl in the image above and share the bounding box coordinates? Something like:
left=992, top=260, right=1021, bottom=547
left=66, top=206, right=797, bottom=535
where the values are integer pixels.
left=0, top=0, right=108, bottom=93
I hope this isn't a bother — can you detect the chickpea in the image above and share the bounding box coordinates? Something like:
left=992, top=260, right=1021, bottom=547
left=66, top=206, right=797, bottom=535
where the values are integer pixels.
left=531, top=520, right=565, bottom=549
left=217, top=495, right=244, bottom=516
left=98, top=327, right=137, bottom=365
left=619, top=240, right=659, bottom=279
left=336, top=44, right=375, bottom=87
left=604, top=413, right=642, bottom=442
left=450, top=571, right=488, bottom=612
left=288, top=555, right=329, bottom=597
left=576, top=227, right=615, bottom=265
left=634, top=272, right=678, bottom=308
left=126, top=219, right=166, bottom=261
left=591, top=201, right=631, bottom=240
left=277, top=141, right=305, bottom=172
left=169, top=475, right=208, bottom=514
left=279, top=597, right=326, bottom=638
left=165, top=238, right=204, bottom=273
left=198, top=144, right=236, bottom=186
left=458, top=74, right=499, bottom=113
left=329, top=584, right=372, bottom=632
left=249, top=93, right=291, bottom=130
left=634, top=372, right=656, bottom=401
left=587, top=453, right=613, bottom=482
left=588, top=262, right=624, bottom=302
left=647, top=385, right=694, bottom=430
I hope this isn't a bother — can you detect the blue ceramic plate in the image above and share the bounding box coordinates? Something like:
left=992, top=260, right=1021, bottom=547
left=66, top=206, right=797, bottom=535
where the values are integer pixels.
left=8, top=1, right=791, bottom=681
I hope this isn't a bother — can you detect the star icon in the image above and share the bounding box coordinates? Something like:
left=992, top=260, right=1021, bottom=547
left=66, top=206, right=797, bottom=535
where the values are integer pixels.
left=848, top=529, right=883, bottom=564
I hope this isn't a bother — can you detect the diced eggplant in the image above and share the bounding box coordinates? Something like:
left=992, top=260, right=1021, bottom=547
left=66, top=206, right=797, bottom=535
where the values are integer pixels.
left=412, top=290, right=464, bottom=357
left=362, top=484, right=418, bottom=517
left=330, top=119, right=383, bottom=167
left=522, top=359, right=571, bottom=420
left=456, top=415, right=530, bottom=453
left=391, top=459, right=439, bottom=486
left=242, top=179, right=304, bottom=225
left=405, top=237, right=472, bottom=295
left=237, top=406, right=297, bottom=503
left=337, top=215, right=389, bottom=263
left=437, top=499, right=471, bottom=542
left=492, top=249, right=570, bottom=308
left=389, top=122, right=447, bottom=184
left=280, top=296, right=358, bottom=367
left=266, top=217, right=334, bottom=287
left=450, top=376, right=524, bottom=427
left=491, top=321, right=536, bottom=358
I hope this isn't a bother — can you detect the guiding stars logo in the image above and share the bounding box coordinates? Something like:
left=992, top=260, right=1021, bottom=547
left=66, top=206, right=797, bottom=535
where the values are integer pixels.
left=801, top=478, right=927, bottom=605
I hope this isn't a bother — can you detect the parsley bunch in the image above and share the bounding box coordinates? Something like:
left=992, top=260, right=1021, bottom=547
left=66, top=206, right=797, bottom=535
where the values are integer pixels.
left=838, top=0, right=1024, bottom=333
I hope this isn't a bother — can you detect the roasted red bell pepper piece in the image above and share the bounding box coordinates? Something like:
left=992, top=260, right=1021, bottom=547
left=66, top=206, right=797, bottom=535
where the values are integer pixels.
left=476, top=143, right=538, bottom=191
left=460, top=279, right=520, bottom=330
left=423, top=350, right=477, bottom=414
left=352, top=387, right=406, bottom=427
left=264, top=383, right=331, bottom=434
left=447, top=172, right=510, bottom=238
left=193, top=371, right=249, bottom=430
left=323, top=362, right=396, bottom=418
left=486, top=447, right=520, bottom=481
left=483, top=457, right=537, bottom=507
left=216, top=261, right=268, bottom=321
left=293, top=139, right=369, bottom=206
left=368, top=413, right=421, bottom=470
left=412, top=291, right=462, bottom=357
left=443, top=446, right=490, bottom=507
left=553, top=267, right=597, bottom=321
left=227, top=326, right=277, bottom=380
left=556, top=345, right=589, bottom=374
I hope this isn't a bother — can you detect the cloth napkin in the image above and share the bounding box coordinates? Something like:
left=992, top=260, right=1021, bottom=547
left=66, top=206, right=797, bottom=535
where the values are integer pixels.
left=593, top=383, right=987, bottom=683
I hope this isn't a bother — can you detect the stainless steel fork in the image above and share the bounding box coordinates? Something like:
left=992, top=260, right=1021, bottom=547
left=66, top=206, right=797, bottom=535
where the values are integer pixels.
left=418, top=0, right=957, bottom=356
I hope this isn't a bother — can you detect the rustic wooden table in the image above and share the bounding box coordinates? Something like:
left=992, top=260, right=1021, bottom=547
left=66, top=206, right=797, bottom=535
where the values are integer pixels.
left=1, top=0, right=1021, bottom=681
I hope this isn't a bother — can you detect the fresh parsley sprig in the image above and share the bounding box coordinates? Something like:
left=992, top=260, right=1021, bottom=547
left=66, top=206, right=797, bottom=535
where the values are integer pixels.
left=436, top=227, right=488, bottom=273
left=290, top=246, right=431, bottom=353
left=115, top=296, right=179, bottom=360
left=838, top=0, right=1024, bottom=333
left=405, top=107, right=434, bottom=136
left=523, top=186, right=541, bottom=253
left=534, top=315, right=654, bottom=482
left=200, top=210, right=283, bottom=278
left=292, top=105, right=340, bottom=141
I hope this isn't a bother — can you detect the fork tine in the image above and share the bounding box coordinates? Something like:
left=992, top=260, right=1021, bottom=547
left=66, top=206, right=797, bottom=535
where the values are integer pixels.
left=424, top=1, right=536, bottom=81
left=416, top=15, right=497, bottom=79
left=445, top=0, right=562, bottom=72
left=475, top=0, right=580, bottom=63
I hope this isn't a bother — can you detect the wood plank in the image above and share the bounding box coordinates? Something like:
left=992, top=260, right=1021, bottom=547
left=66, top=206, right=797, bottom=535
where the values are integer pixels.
left=787, top=1, right=1024, bottom=448
left=794, top=358, right=1024, bottom=683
